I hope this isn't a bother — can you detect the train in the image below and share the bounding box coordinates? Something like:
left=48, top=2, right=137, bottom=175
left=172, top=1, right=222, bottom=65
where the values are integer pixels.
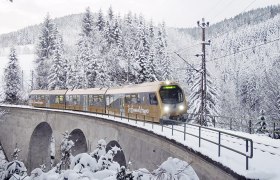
left=29, top=81, right=187, bottom=123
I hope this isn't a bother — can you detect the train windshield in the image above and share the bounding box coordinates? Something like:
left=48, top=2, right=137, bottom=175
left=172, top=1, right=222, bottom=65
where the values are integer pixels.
left=159, top=85, right=184, bottom=104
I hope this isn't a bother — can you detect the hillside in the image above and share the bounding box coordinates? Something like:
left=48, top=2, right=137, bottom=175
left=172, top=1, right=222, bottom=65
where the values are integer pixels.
left=179, top=5, right=280, bottom=40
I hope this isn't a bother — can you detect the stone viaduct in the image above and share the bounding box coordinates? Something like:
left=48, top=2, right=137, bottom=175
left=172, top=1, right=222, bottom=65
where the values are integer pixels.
left=0, top=106, right=241, bottom=180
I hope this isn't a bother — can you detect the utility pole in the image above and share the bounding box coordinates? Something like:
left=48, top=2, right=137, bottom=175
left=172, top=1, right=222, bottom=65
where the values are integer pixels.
left=21, top=70, right=24, bottom=90
left=197, top=18, right=210, bottom=125
left=31, top=70, right=34, bottom=90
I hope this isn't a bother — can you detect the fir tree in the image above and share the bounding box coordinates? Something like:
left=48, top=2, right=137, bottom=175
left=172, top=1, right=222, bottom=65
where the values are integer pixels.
left=154, top=22, right=171, bottom=81
left=97, top=9, right=105, bottom=32
left=188, top=71, right=218, bottom=126
left=48, top=34, right=67, bottom=90
left=4, top=47, right=22, bottom=104
left=75, top=7, right=99, bottom=88
left=256, top=109, right=268, bottom=134
left=35, top=14, right=57, bottom=90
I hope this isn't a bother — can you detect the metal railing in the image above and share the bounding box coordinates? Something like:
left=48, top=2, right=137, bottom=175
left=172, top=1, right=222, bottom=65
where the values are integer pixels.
left=91, top=109, right=253, bottom=170
left=184, top=112, right=280, bottom=138
left=0, top=105, right=254, bottom=170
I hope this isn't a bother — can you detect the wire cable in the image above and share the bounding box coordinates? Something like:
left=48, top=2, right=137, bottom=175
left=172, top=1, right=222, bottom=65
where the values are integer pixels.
left=173, top=52, right=201, bottom=72
left=208, top=37, right=280, bottom=62
left=211, top=1, right=271, bottom=39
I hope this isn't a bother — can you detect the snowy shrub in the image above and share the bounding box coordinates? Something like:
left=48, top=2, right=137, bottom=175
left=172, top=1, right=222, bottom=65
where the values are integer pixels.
left=1, top=160, right=27, bottom=180
left=152, top=157, right=198, bottom=180
left=269, top=128, right=280, bottom=139
left=131, top=168, right=152, bottom=180
left=59, top=131, right=74, bottom=170
left=29, top=168, right=43, bottom=179
left=90, top=139, right=107, bottom=161
left=70, top=153, right=98, bottom=173
left=97, top=150, right=120, bottom=171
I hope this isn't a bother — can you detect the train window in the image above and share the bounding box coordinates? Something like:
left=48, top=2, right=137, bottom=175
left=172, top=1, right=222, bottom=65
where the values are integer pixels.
left=77, top=95, right=80, bottom=104
left=149, top=93, right=158, bottom=105
left=159, top=85, right=184, bottom=104
left=130, top=94, right=138, bottom=104
left=59, top=96, right=64, bottom=104
left=73, top=95, right=77, bottom=105
left=55, top=96, right=59, bottom=104
left=89, top=95, right=94, bottom=106
left=125, top=95, right=131, bottom=104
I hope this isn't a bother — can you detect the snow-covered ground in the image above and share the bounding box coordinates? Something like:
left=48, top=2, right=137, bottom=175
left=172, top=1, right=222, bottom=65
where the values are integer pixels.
left=1, top=104, right=280, bottom=179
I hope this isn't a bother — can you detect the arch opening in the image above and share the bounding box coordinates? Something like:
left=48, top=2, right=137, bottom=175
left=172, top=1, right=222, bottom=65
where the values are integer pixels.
left=106, top=140, right=126, bottom=167
left=69, top=129, right=88, bottom=156
left=28, top=122, right=52, bottom=172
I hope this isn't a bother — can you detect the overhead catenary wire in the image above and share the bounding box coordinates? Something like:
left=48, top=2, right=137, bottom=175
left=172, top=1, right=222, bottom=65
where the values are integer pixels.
left=173, top=52, right=201, bottom=73
left=211, top=0, right=236, bottom=23
left=208, top=37, right=280, bottom=62
left=203, top=0, right=224, bottom=18
left=176, top=0, right=260, bottom=55
left=211, top=0, right=270, bottom=40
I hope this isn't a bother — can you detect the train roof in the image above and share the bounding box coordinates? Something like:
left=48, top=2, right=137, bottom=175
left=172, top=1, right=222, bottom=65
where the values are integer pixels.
left=29, top=81, right=180, bottom=96
left=67, top=88, right=107, bottom=95
left=30, top=89, right=67, bottom=95
left=106, top=81, right=179, bottom=94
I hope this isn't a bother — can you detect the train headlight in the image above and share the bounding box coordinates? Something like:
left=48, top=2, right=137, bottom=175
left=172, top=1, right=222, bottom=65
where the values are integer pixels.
left=165, top=80, right=170, bottom=85
left=179, top=105, right=185, bottom=111
left=164, top=106, right=170, bottom=113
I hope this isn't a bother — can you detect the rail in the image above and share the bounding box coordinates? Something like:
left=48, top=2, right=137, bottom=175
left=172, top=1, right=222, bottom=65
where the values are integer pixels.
left=93, top=109, right=254, bottom=170
left=184, top=112, right=280, bottom=138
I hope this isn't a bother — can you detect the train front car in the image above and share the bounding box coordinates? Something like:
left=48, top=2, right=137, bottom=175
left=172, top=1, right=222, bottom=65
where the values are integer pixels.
left=158, top=82, right=187, bottom=123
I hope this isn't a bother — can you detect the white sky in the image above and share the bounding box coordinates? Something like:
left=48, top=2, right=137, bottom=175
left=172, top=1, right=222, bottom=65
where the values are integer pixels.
left=0, top=0, right=280, bottom=34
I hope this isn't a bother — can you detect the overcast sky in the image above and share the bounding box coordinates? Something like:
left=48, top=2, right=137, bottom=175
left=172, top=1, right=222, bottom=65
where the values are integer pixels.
left=0, top=0, right=280, bottom=34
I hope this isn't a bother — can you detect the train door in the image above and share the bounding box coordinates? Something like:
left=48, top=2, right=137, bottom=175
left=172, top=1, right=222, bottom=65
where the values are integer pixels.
left=46, top=95, right=50, bottom=108
left=120, top=95, right=125, bottom=115
left=83, top=95, right=88, bottom=111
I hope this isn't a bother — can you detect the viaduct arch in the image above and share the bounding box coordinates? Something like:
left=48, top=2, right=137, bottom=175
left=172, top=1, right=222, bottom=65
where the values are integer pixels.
left=0, top=106, right=239, bottom=180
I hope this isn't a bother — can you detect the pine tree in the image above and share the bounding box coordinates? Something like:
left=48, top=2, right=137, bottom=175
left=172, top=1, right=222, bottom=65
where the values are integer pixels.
left=256, top=109, right=268, bottom=134
left=4, top=47, right=22, bottom=104
left=35, top=14, right=57, bottom=90
left=136, top=18, right=152, bottom=83
left=48, top=33, right=67, bottom=90
left=66, top=63, right=76, bottom=89
left=154, top=22, right=171, bottom=81
left=76, top=7, right=99, bottom=88
left=108, top=6, right=114, bottom=22
left=97, top=9, right=105, bottom=32
left=188, top=71, right=218, bottom=126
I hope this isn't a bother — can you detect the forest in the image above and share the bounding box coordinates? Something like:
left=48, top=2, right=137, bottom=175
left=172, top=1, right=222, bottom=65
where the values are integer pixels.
left=1, top=5, right=280, bottom=129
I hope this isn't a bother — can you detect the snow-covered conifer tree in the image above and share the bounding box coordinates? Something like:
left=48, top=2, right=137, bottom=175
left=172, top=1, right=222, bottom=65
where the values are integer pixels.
left=97, top=9, right=105, bottom=32
left=48, top=33, right=67, bottom=90
left=136, top=17, right=151, bottom=83
left=154, top=22, right=171, bottom=81
left=188, top=71, right=218, bottom=126
left=35, top=14, right=57, bottom=89
left=4, top=47, right=22, bottom=104
left=256, top=109, right=268, bottom=134
left=75, top=7, right=99, bottom=88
